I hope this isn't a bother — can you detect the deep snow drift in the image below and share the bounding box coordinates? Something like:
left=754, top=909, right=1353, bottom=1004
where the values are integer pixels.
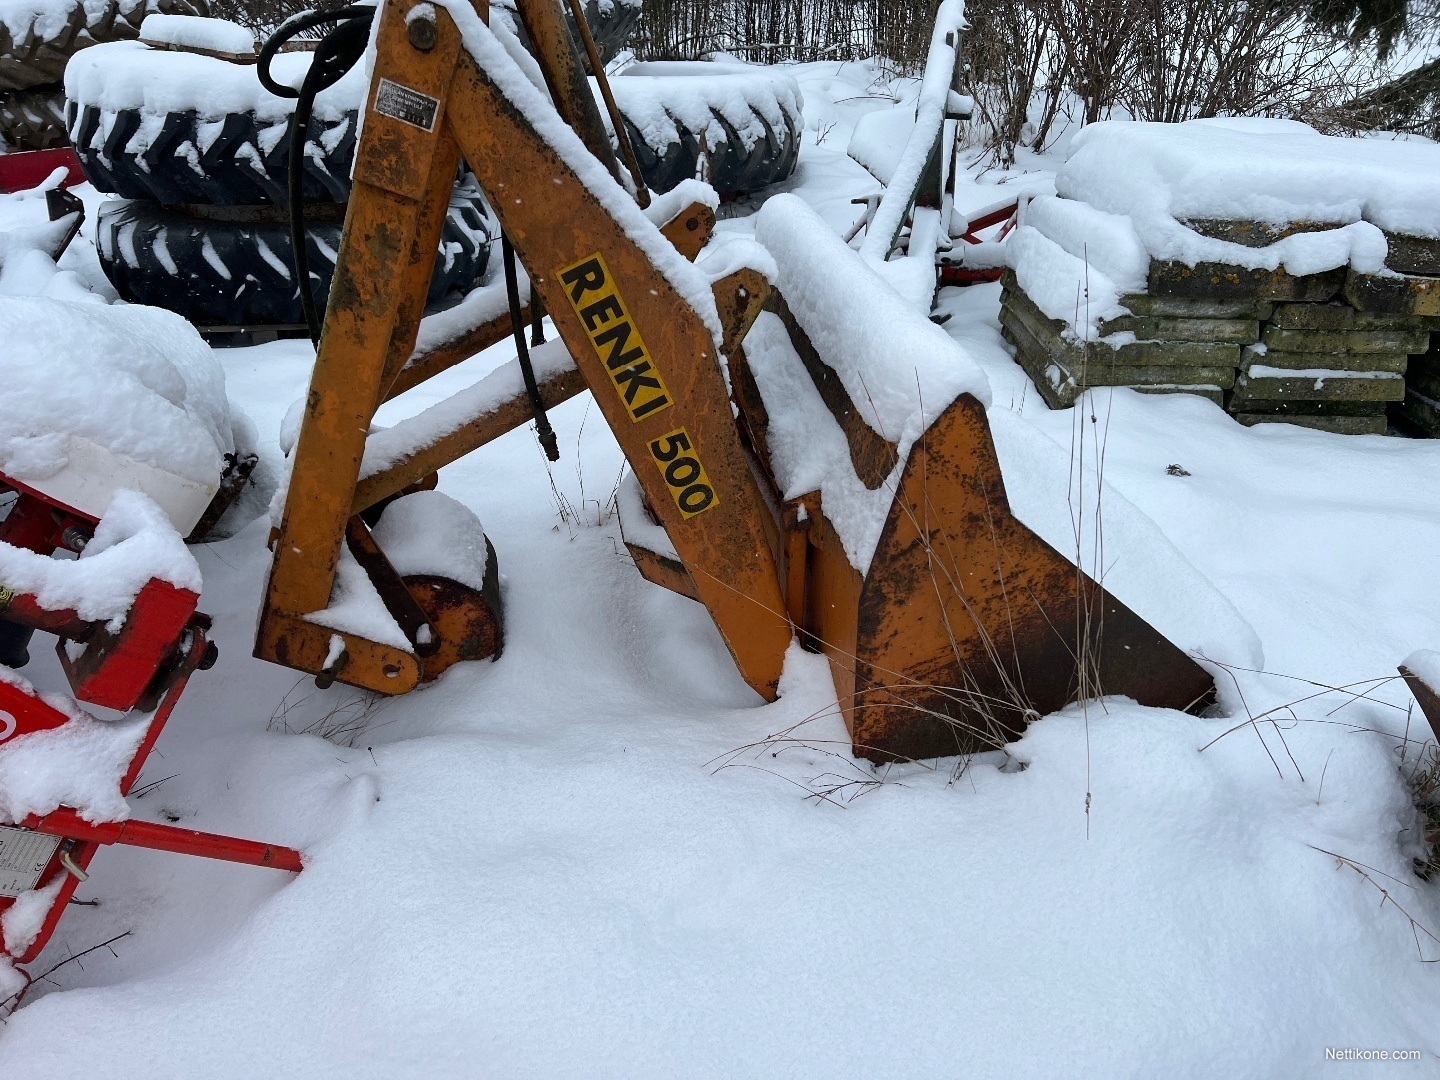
left=0, top=56, right=1438, bottom=1080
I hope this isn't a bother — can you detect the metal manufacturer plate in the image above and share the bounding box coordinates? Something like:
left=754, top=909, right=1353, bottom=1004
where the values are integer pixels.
left=373, top=78, right=440, bottom=132
left=0, top=826, right=60, bottom=897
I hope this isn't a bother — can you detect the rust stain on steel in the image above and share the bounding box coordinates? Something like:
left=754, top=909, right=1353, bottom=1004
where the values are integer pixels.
left=844, top=395, right=1213, bottom=762
left=733, top=318, right=1212, bottom=760
left=1400, top=665, right=1440, bottom=744
left=659, top=201, right=716, bottom=260
left=711, top=267, right=770, bottom=357
left=513, top=0, right=624, bottom=186
left=624, top=542, right=700, bottom=602
left=259, top=0, right=789, bottom=699
left=405, top=535, right=504, bottom=681
left=255, top=0, right=463, bottom=691
left=377, top=130, right=464, bottom=401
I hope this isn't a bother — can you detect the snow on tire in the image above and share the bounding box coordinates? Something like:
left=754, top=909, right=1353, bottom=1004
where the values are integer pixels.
left=65, top=38, right=364, bottom=206
left=0, top=84, right=66, bottom=149
left=68, top=97, right=358, bottom=205
left=490, top=0, right=642, bottom=70
left=0, top=0, right=204, bottom=92
left=96, top=187, right=494, bottom=328
left=609, top=63, right=803, bottom=197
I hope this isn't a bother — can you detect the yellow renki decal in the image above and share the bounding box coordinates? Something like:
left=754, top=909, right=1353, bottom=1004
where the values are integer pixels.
left=557, top=251, right=672, bottom=423
left=647, top=428, right=718, bottom=519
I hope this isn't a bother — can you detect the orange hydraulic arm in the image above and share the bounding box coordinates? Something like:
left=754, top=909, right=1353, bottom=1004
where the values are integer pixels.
left=255, top=0, right=790, bottom=700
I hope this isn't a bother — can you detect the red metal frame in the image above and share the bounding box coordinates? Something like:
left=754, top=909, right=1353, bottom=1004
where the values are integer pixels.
left=0, top=479, right=303, bottom=1001
left=2, top=623, right=209, bottom=966
left=0, top=147, right=85, bottom=195
left=26, top=808, right=305, bottom=874
left=938, top=200, right=1019, bottom=287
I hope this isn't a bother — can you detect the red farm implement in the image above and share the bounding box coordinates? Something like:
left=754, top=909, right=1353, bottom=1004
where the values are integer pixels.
left=0, top=476, right=300, bottom=1009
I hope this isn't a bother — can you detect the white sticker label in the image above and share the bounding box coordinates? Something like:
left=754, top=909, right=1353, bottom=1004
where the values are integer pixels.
left=0, top=826, right=60, bottom=898
left=373, top=78, right=440, bottom=132
left=0, top=710, right=13, bottom=743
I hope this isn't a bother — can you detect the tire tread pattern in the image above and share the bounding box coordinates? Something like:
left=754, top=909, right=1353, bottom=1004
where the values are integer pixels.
left=96, top=190, right=493, bottom=327
left=0, top=84, right=66, bottom=149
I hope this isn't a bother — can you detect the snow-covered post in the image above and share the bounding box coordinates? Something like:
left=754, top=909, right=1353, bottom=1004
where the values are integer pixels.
left=859, top=0, right=968, bottom=274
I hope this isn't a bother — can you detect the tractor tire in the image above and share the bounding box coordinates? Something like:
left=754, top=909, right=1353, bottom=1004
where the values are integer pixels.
left=95, top=187, right=493, bottom=328
left=492, top=0, right=642, bottom=71
left=68, top=96, right=357, bottom=205
left=0, top=85, right=66, bottom=149
left=0, top=0, right=206, bottom=92
left=609, top=64, right=803, bottom=197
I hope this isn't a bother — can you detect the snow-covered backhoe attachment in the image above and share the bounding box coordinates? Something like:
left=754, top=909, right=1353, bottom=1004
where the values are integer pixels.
left=256, top=0, right=1215, bottom=761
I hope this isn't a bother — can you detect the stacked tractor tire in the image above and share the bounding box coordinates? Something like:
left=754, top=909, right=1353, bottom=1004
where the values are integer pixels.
left=66, top=35, right=493, bottom=332
left=57, top=5, right=801, bottom=334
left=493, top=1, right=803, bottom=198
left=1, top=0, right=203, bottom=151
left=609, top=61, right=802, bottom=198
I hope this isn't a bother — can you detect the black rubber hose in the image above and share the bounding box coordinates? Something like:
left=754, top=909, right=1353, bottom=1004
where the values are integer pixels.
left=258, top=5, right=376, bottom=344
left=502, top=233, right=559, bottom=462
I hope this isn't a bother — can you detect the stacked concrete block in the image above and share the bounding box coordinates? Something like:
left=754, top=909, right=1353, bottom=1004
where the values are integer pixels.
left=1341, top=268, right=1440, bottom=436
left=1001, top=210, right=1440, bottom=435
left=1228, top=303, right=1424, bottom=435
left=998, top=269, right=1243, bottom=409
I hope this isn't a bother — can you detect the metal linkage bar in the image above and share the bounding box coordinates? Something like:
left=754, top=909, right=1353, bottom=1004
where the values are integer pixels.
left=25, top=808, right=304, bottom=873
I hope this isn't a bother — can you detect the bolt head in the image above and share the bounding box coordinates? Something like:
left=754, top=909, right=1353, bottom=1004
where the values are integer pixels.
left=408, top=12, right=438, bottom=50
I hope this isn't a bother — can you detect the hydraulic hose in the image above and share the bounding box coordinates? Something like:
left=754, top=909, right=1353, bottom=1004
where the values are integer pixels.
left=258, top=5, right=377, bottom=345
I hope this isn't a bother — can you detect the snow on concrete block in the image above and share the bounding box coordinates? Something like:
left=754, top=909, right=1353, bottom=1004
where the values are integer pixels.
left=1060, top=117, right=1440, bottom=240
left=1120, top=294, right=1274, bottom=320
left=1231, top=368, right=1404, bottom=405
left=1096, top=312, right=1260, bottom=345
left=1268, top=301, right=1440, bottom=332
left=1005, top=224, right=1128, bottom=341
left=1241, top=345, right=1407, bottom=375
left=1344, top=269, right=1440, bottom=317
left=1148, top=259, right=1346, bottom=303
left=1021, top=195, right=1149, bottom=295
left=1260, top=324, right=1428, bottom=356
left=1232, top=413, right=1388, bottom=434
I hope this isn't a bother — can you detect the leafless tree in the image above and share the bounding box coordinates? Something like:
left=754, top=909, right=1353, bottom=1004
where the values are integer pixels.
left=631, top=0, right=940, bottom=67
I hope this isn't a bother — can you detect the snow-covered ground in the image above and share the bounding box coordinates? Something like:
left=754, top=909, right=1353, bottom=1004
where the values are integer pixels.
left=3, top=58, right=1440, bottom=1077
